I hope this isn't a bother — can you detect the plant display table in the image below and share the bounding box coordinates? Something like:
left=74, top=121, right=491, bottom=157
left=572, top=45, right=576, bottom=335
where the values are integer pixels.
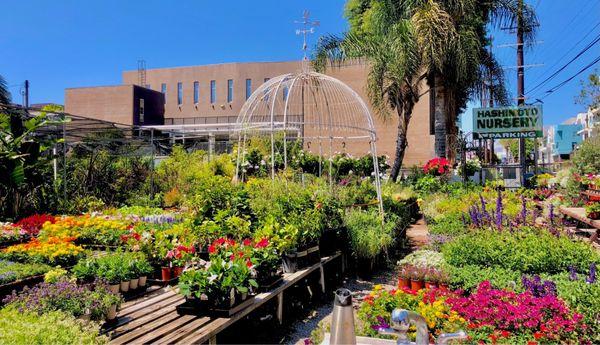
left=103, top=253, right=341, bottom=344
left=558, top=206, right=600, bottom=244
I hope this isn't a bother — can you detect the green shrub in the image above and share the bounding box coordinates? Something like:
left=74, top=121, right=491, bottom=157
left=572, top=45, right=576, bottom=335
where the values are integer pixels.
left=549, top=272, right=600, bottom=339
left=447, top=264, right=522, bottom=291
left=0, top=307, right=107, bottom=344
left=343, top=209, right=394, bottom=260
left=442, top=229, right=600, bottom=274
left=572, top=136, right=600, bottom=175
left=428, top=215, right=468, bottom=236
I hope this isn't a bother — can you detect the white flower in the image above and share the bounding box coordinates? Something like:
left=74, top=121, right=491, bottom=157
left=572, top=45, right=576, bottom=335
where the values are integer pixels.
left=208, top=274, right=218, bottom=283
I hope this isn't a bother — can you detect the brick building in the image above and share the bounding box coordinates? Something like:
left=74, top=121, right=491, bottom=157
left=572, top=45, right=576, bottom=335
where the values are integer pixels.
left=65, top=61, right=435, bottom=166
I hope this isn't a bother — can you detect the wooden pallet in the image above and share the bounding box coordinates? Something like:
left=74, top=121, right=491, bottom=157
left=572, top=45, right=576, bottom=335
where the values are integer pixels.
left=558, top=206, right=600, bottom=244
left=105, top=253, right=341, bottom=344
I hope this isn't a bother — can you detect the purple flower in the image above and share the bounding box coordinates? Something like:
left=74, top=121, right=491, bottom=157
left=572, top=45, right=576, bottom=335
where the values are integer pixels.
left=522, top=274, right=557, bottom=297
left=519, top=195, right=527, bottom=224
left=569, top=266, right=578, bottom=281
left=587, top=263, right=596, bottom=284
left=495, top=190, right=503, bottom=229
left=370, top=315, right=391, bottom=331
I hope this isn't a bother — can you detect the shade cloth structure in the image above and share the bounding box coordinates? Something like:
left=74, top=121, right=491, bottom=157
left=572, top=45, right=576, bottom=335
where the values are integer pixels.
left=234, top=70, right=383, bottom=214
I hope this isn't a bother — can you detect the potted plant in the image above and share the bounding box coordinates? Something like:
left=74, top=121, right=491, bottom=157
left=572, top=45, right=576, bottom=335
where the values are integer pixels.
left=438, top=270, right=450, bottom=290
left=178, top=241, right=258, bottom=315
left=408, top=266, right=425, bottom=292
left=168, top=244, right=196, bottom=278
left=135, top=258, right=153, bottom=287
left=250, top=238, right=283, bottom=290
left=424, top=268, right=439, bottom=289
left=397, top=265, right=411, bottom=290
left=585, top=202, right=600, bottom=220
left=128, top=256, right=140, bottom=290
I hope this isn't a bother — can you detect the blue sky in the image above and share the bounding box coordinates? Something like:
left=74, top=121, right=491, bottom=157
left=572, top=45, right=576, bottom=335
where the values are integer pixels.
left=1, top=0, right=598, bottom=126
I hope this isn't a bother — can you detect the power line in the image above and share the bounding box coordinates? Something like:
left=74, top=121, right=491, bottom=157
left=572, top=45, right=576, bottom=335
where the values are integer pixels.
left=540, top=55, right=600, bottom=99
left=526, top=33, right=600, bottom=95
left=529, top=21, right=600, bottom=86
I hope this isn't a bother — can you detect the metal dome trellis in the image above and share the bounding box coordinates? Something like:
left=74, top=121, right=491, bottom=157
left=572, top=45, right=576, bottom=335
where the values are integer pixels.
left=234, top=70, right=383, bottom=214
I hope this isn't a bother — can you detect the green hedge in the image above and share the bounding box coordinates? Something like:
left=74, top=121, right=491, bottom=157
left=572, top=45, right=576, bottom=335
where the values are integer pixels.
left=442, top=229, right=599, bottom=274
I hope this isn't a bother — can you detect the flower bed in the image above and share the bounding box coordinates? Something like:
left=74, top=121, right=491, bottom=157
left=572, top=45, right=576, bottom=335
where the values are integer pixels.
left=1, top=236, right=85, bottom=266
left=0, top=260, right=52, bottom=285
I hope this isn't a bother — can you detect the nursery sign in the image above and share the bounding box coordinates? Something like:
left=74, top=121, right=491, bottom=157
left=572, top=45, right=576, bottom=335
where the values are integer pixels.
left=472, top=105, right=543, bottom=139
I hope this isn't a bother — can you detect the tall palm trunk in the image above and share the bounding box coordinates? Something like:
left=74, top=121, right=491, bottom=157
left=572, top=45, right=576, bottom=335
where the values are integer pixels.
left=390, top=84, right=419, bottom=181
left=431, top=73, right=447, bottom=158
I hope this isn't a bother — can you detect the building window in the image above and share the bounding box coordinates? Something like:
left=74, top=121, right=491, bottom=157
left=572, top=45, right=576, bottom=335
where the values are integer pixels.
left=177, top=82, right=183, bottom=105
left=227, top=79, right=233, bottom=103
left=161, top=83, right=167, bottom=103
left=210, top=80, right=216, bottom=104
left=193, top=81, right=199, bottom=104
left=245, top=79, right=252, bottom=100
left=139, top=99, right=145, bottom=123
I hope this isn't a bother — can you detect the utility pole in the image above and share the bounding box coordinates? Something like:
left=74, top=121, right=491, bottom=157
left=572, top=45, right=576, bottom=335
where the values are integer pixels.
left=23, top=80, right=29, bottom=108
left=517, top=0, right=527, bottom=188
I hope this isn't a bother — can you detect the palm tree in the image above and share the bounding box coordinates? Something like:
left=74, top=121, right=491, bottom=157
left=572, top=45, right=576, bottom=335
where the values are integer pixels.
left=316, top=0, right=536, bottom=179
left=0, top=74, right=11, bottom=105
left=314, top=1, right=425, bottom=181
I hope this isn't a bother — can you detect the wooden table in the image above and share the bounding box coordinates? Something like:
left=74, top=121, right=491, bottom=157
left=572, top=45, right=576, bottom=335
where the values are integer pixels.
left=104, top=253, right=342, bottom=344
left=558, top=206, right=600, bottom=243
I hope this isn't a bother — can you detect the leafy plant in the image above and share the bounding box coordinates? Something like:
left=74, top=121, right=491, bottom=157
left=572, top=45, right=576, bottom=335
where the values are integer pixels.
left=571, top=136, right=600, bottom=175
left=343, top=209, right=393, bottom=260
left=0, top=307, right=108, bottom=344
left=0, top=260, right=52, bottom=284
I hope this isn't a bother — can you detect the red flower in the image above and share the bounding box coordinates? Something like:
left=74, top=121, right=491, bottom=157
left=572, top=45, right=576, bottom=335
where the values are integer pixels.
left=230, top=254, right=235, bottom=261
left=527, top=342, right=538, bottom=345
left=132, top=232, right=141, bottom=240
left=243, top=239, right=252, bottom=246
left=216, top=238, right=226, bottom=245
left=246, top=259, right=253, bottom=268
left=533, top=332, right=543, bottom=340
left=120, top=234, right=129, bottom=242
left=255, top=238, right=269, bottom=248
left=501, top=330, right=510, bottom=338
left=208, top=244, right=216, bottom=254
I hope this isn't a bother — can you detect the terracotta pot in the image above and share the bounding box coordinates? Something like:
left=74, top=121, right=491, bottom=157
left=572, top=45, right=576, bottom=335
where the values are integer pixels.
left=398, top=277, right=410, bottom=290
left=161, top=267, right=172, bottom=281
left=130, top=278, right=139, bottom=289
left=410, top=279, right=424, bottom=292
left=172, top=266, right=184, bottom=277
left=425, top=281, right=438, bottom=290
left=107, top=304, right=117, bottom=320
left=120, top=280, right=130, bottom=292
left=109, top=283, right=120, bottom=294
left=139, top=276, right=147, bottom=287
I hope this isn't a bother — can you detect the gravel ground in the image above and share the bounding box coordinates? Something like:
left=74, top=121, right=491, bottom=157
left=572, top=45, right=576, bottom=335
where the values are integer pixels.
left=284, top=268, right=398, bottom=345
left=283, top=218, right=429, bottom=345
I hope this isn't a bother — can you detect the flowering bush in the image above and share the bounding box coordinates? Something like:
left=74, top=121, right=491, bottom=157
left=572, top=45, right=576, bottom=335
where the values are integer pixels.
left=15, top=214, right=56, bottom=236
left=179, top=238, right=258, bottom=305
left=3, top=279, right=121, bottom=321
left=2, top=236, right=84, bottom=266
left=357, top=285, right=466, bottom=341
left=166, top=244, right=196, bottom=267
left=446, top=281, right=587, bottom=343
left=423, top=157, right=450, bottom=176
left=398, top=250, right=445, bottom=269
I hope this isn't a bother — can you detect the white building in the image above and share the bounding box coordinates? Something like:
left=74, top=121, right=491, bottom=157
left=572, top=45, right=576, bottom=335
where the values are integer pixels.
left=575, top=108, right=599, bottom=140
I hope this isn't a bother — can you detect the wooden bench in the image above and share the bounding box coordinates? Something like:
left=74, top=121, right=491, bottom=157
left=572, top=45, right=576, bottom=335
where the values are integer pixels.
left=104, top=252, right=342, bottom=344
